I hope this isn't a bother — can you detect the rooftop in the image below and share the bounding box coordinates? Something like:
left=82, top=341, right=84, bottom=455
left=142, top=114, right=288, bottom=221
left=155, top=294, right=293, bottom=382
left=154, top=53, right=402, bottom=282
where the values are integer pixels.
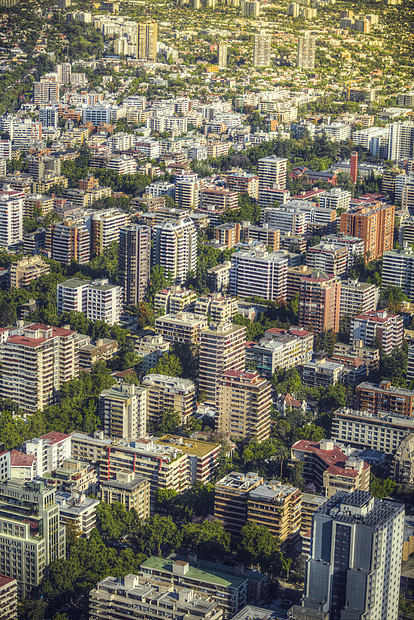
left=154, top=434, right=220, bottom=458
left=140, top=556, right=247, bottom=589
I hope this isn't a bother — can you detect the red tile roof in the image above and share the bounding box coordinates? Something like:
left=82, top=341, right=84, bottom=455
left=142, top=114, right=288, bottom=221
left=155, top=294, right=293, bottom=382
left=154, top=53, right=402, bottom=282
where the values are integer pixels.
left=10, top=450, right=34, bottom=467
left=292, top=439, right=369, bottom=478
left=0, top=575, right=16, bottom=588
left=41, top=431, right=71, bottom=445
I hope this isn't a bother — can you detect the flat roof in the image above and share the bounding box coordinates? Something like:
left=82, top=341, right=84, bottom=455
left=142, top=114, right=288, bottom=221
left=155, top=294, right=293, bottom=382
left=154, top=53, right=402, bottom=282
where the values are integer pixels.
left=154, top=435, right=220, bottom=457
left=140, top=556, right=246, bottom=589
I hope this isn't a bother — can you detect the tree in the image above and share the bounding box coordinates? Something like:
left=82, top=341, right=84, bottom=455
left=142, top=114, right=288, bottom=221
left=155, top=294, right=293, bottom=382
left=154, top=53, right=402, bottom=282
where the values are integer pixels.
left=148, top=265, right=171, bottom=304
left=181, top=521, right=230, bottom=559
left=148, top=353, right=183, bottom=377
left=238, top=521, right=285, bottom=575
left=370, top=474, right=396, bottom=499
left=156, top=408, right=181, bottom=434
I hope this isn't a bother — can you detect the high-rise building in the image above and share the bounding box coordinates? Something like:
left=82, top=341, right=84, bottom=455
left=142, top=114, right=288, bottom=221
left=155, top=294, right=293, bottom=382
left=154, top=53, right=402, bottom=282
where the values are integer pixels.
left=242, top=0, right=260, bottom=16
left=350, top=150, right=358, bottom=183
left=388, top=121, right=414, bottom=161
left=339, top=279, right=379, bottom=320
left=258, top=156, right=287, bottom=189
left=88, top=210, right=129, bottom=255
left=99, top=382, right=147, bottom=439
left=155, top=312, right=208, bottom=345
left=245, top=327, right=314, bottom=377
left=9, top=255, right=50, bottom=289
left=118, top=225, right=151, bottom=306
left=152, top=218, right=197, bottom=285
left=229, top=248, right=288, bottom=302
left=216, top=370, right=271, bottom=442
left=87, top=279, right=122, bottom=326
left=0, top=576, right=17, bottom=619
left=199, top=322, right=246, bottom=403
left=90, top=574, right=224, bottom=620
left=56, top=62, right=71, bottom=84
left=306, top=243, right=348, bottom=277
left=382, top=246, right=414, bottom=300
left=297, top=32, right=315, bottom=69
left=33, top=80, right=58, bottom=105
left=50, top=222, right=90, bottom=265
left=142, top=374, right=197, bottom=428
left=355, top=379, right=414, bottom=418
left=0, top=186, right=24, bottom=248
left=137, top=22, right=158, bottom=61
left=300, top=491, right=404, bottom=620
left=57, top=278, right=89, bottom=315
left=253, top=31, right=272, bottom=67
left=319, top=187, right=351, bottom=211
left=0, top=479, right=66, bottom=598
left=340, top=202, right=395, bottom=261
left=0, top=324, right=78, bottom=413
left=39, top=106, right=58, bottom=129
left=23, top=431, right=72, bottom=478
left=350, top=310, right=404, bottom=355
left=298, top=271, right=341, bottom=334
left=217, top=43, right=227, bottom=67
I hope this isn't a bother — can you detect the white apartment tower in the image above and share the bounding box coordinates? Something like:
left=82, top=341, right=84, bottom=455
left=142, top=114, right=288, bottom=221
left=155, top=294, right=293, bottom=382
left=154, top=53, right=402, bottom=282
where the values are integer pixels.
left=388, top=121, right=414, bottom=161
left=230, top=249, right=288, bottom=302
left=258, top=156, right=288, bottom=189
left=0, top=186, right=24, bottom=248
left=253, top=31, right=272, bottom=67
left=87, top=279, right=122, bottom=326
left=152, top=218, right=197, bottom=285
left=297, top=31, right=316, bottom=69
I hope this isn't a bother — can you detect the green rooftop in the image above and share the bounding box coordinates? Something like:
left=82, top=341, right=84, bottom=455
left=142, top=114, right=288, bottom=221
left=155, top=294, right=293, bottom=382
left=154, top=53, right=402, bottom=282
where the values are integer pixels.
left=140, top=556, right=246, bottom=589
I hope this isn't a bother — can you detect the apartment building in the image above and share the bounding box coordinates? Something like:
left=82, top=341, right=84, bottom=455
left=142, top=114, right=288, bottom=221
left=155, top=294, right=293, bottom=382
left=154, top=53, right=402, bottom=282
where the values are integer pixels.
left=229, top=249, right=288, bottom=302
left=135, top=334, right=170, bottom=373
left=78, top=338, right=119, bottom=370
left=286, top=265, right=313, bottom=301
left=258, top=156, right=287, bottom=189
left=245, top=327, right=313, bottom=377
left=24, top=194, right=53, bottom=218
left=332, top=408, right=414, bottom=454
left=89, top=210, right=129, bottom=255
left=215, top=222, right=241, bottom=248
left=194, top=294, right=238, bottom=323
left=155, top=312, right=208, bottom=345
left=291, top=439, right=370, bottom=498
left=139, top=556, right=250, bottom=619
left=199, top=322, right=246, bottom=403
left=339, top=279, right=379, bottom=319
left=258, top=187, right=290, bottom=209
left=52, top=458, right=98, bottom=496
left=247, top=481, right=302, bottom=543
left=261, top=206, right=307, bottom=236
left=382, top=246, right=414, bottom=300
left=241, top=223, right=280, bottom=251
left=301, top=491, right=404, bottom=620
left=214, top=471, right=264, bottom=535
left=154, top=287, right=197, bottom=314
left=118, top=224, right=151, bottom=306
left=306, top=243, right=348, bottom=277
left=302, top=358, right=344, bottom=387
left=0, top=576, right=17, bottom=620
left=142, top=374, right=196, bottom=427
left=300, top=494, right=327, bottom=534
left=57, top=278, right=89, bottom=314
left=340, top=202, right=395, bottom=261
left=50, top=222, right=90, bottom=265
left=0, top=324, right=78, bottom=413
left=86, top=279, right=122, bottom=325
left=0, top=479, right=65, bottom=597
left=297, top=32, right=315, bottom=69
left=253, top=31, right=272, bottom=67
left=152, top=218, right=197, bottom=285
left=99, top=382, right=147, bottom=439
left=355, top=380, right=414, bottom=417
left=9, top=255, right=50, bottom=288
left=388, top=121, right=414, bottom=161
left=199, top=188, right=238, bottom=212
left=226, top=171, right=259, bottom=199
left=390, top=434, right=414, bottom=485
left=350, top=310, right=403, bottom=355
left=137, top=22, right=158, bottom=60
left=33, top=80, right=58, bottom=105
left=89, top=574, right=224, bottom=620
left=332, top=339, right=380, bottom=370
left=56, top=492, right=99, bottom=537
left=98, top=437, right=190, bottom=498
left=216, top=370, right=271, bottom=443
left=0, top=187, right=24, bottom=248
left=207, top=261, right=232, bottom=293
left=23, top=431, right=72, bottom=477
left=100, top=472, right=151, bottom=516
left=154, top=434, right=221, bottom=484
left=319, top=188, right=351, bottom=211
left=298, top=271, right=341, bottom=334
